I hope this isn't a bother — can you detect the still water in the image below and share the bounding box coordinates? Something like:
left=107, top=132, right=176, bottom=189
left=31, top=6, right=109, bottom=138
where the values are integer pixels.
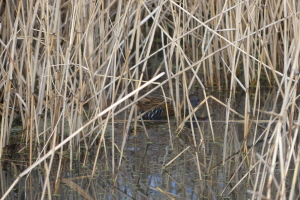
left=1, top=89, right=296, bottom=199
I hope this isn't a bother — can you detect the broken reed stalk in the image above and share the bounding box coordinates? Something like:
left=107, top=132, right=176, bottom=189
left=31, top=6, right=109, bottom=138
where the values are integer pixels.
left=0, top=73, right=165, bottom=200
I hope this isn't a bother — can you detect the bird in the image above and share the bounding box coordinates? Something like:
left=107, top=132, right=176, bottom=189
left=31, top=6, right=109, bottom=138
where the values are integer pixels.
left=132, top=94, right=201, bottom=120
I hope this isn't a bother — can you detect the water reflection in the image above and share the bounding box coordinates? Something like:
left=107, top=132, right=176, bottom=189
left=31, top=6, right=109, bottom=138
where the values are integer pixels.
left=1, top=89, right=295, bottom=199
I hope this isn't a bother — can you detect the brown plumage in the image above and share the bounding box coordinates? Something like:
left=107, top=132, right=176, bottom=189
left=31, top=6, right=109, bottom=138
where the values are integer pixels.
left=133, top=94, right=201, bottom=120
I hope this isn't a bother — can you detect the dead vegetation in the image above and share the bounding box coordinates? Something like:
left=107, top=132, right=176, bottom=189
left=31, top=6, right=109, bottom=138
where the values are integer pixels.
left=0, top=0, right=299, bottom=199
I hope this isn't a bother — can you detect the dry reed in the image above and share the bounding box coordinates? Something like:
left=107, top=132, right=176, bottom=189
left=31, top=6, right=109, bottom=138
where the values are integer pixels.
left=0, top=0, right=299, bottom=199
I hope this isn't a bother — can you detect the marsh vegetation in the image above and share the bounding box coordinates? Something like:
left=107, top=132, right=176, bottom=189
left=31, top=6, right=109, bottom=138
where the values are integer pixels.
left=0, top=0, right=299, bottom=199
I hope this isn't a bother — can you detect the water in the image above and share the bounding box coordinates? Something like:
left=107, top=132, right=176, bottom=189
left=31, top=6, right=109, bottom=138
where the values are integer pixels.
left=1, top=89, right=295, bottom=199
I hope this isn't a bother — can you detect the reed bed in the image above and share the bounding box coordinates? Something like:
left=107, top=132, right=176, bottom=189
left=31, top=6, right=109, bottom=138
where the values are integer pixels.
left=0, top=0, right=299, bottom=199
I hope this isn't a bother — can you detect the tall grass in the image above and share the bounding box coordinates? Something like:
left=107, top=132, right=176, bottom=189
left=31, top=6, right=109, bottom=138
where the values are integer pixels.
left=0, top=0, right=299, bottom=199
